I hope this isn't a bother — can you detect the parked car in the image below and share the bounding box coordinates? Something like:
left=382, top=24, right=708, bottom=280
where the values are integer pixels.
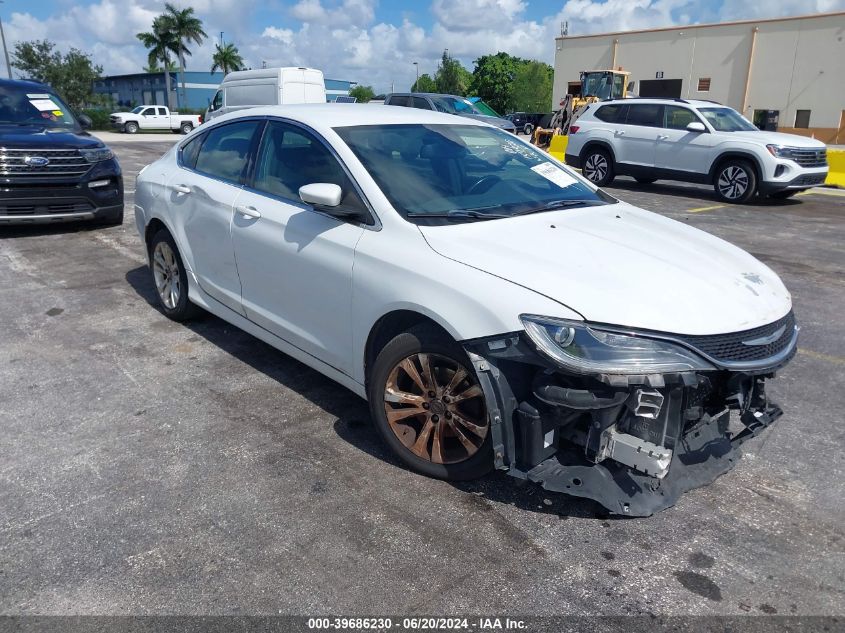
left=565, top=98, right=828, bottom=202
left=135, top=104, right=797, bottom=516
left=384, top=92, right=517, bottom=133
left=205, top=67, right=326, bottom=122
left=110, top=105, right=200, bottom=135
left=0, top=78, right=123, bottom=225
left=505, top=111, right=544, bottom=136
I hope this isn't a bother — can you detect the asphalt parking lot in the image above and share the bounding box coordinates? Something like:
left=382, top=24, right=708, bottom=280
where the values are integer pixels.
left=1, top=140, right=844, bottom=618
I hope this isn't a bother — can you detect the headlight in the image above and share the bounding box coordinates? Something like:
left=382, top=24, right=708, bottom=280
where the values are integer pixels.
left=766, top=145, right=797, bottom=160
left=79, top=147, right=114, bottom=163
left=520, top=315, right=715, bottom=374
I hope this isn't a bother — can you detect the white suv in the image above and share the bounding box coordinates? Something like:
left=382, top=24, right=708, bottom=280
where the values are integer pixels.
left=565, top=99, right=828, bottom=203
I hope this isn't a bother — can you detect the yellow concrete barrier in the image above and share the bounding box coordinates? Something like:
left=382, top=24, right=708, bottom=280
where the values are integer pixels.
left=826, top=149, right=845, bottom=188
left=548, top=135, right=569, bottom=162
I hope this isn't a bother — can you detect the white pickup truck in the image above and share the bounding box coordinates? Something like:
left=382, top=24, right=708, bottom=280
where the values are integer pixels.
left=110, top=106, right=201, bottom=134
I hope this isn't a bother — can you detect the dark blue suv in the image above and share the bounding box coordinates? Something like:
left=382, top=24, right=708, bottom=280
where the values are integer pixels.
left=0, top=79, right=123, bottom=225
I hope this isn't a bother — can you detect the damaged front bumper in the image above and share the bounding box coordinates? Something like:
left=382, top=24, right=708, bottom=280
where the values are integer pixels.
left=463, top=314, right=797, bottom=517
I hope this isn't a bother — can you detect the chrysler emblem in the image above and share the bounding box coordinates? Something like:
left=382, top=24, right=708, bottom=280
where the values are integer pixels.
left=24, top=156, right=50, bottom=167
left=741, top=325, right=786, bottom=346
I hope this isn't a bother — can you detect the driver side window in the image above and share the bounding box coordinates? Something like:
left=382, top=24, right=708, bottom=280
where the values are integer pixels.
left=252, top=121, right=368, bottom=219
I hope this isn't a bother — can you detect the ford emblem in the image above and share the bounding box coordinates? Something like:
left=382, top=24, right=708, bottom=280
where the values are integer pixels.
left=24, top=156, right=50, bottom=167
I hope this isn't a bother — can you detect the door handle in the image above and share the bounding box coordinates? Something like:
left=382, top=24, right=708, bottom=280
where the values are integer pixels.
left=171, top=183, right=192, bottom=194
left=236, top=204, right=261, bottom=219
left=657, top=134, right=670, bottom=140
left=614, top=130, right=625, bottom=136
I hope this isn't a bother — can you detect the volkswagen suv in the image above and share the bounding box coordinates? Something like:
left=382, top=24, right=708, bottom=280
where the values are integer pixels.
left=565, top=98, right=828, bottom=203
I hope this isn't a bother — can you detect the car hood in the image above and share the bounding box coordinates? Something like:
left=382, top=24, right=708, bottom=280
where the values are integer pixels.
left=0, top=126, right=101, bottom=149
left=727, top=130, right=826, bottom=148
left=418, top=202, right=791, bottom=336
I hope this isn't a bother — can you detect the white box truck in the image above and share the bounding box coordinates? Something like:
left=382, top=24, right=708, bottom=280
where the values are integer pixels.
left=205, top=67, right=326, bottom=121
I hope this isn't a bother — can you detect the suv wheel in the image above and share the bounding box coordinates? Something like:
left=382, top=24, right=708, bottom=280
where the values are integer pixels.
left=367, top=323, right=493, bottom=481
left=581, top=147, right=615, bottom=186
left=523, top=123, right=534, bottom=137
left=714, top=160, right=757, bottom=203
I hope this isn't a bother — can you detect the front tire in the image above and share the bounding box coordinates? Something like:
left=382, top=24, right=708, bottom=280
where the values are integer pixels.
left=714, top=160, right=757, bottom=203
left=523, top=123, right=534, bottom=137
left=581, top=147, right=615, bottom=186
left=124, top=121, right=139, bottom=134
left=149, top=229, right=200, bottom=321
left=367, top=324, right=493, bottom=481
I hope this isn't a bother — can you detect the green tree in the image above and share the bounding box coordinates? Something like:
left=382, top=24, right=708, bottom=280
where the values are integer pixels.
left=434, top=50, right=470, bottom=96
left=511, top=60, right=554, bottom=112
left=161, top=3, right=207, bottom=108
left=10, top=40, right=102, bottom=110
left=211, top=42, right=244, bottom=75
left=137, top=16, right=177, bottom=108
left=348, top=84, right=375, bottom=103
left=469, top=52, right=525, bottom=113
left=411, top=73, right=436, bottom=92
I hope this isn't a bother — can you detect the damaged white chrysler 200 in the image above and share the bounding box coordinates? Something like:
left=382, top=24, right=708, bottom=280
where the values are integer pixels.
left=134, top=104, right=798, bottom=516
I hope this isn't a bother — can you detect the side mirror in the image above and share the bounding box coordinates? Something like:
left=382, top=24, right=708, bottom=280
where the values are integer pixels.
left=686, top=121, right=706, bottom=133
left=299, top=183, right=342, bottom=208
left=77, top=114, right=93, bottom=129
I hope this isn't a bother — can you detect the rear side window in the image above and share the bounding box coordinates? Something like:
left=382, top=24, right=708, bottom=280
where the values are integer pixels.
left=179, top=133, right=204, bottom=169
left=387, top=95, right=409, bottom=107
left=411, top=96, right=431, bottom=110
left=157, top=107, right=167, bottom=116
left=195, top=120, right=261, bottom=183
left=594, top=104, right=623, bottom=123
left=663, top=106, right=699, bottom=130
left=625, top=104, right=662, bottom=127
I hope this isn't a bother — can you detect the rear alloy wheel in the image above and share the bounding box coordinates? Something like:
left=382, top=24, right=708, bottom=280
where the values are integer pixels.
left=581, top=148, right=615, bottom=186
left=368, top=324, right=492, bottom=480
left=180, top=122, right=193, bottom=135
left=714, top=160, right=757, bottom=203
left=149, top=229, right=200, bottom=321
left=124, top=121, right=139, bottom=134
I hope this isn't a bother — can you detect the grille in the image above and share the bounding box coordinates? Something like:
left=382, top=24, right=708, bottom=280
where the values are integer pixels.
left=677, top=311, right=796, bottom=364
left=0, top=148, right=91, bottom=179
left=792, top=173, right=826, bottom=186
left=0, top=200, right=94, bottom=216
left=788, top=148, right=826, bottom=168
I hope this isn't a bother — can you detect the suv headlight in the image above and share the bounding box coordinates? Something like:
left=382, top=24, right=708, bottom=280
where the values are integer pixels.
left=520, top=315, right=715, bottom=374
left=766, top=145, right=796, bottom=160
left=79, top=147, right=114, bottom=163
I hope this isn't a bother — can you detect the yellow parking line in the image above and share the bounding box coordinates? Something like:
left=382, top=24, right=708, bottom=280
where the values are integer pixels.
left=796, top=188, right=845, bottom=197
left=686, top=204, right=726, bottom=213
left=798, top=348, right=845, bottom=365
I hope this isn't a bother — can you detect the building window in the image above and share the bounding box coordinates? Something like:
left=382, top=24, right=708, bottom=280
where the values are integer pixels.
left=794, top=110, right=811, bottom=128
left=697, top=77, right=711, bottom=92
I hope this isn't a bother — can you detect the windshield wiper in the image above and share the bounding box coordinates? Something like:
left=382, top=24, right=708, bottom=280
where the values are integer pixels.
left=407, top=208, right=510, bottom=221
left=512, top=199, right=604, bottom=216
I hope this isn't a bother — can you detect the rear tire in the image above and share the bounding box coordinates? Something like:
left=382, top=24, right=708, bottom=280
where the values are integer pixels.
left=180, top=122, right=193, bottom=135
left=581, top=147, right=615, bottom=186
left=149, top=229, right=201, bottom=322
left=124, top=122, right=139, bottom=134
left=523, top=123, right=534, bottom=137
left=367, top=323, right=493, bottom=481
left=714, top=160, right=757, bottom=203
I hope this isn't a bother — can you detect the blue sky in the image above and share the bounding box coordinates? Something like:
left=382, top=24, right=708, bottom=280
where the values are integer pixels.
left=2, top=0, right=841, bottom=92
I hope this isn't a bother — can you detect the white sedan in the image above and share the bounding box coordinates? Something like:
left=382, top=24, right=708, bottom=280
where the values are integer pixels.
left=134, top=104, right=797, bottom=516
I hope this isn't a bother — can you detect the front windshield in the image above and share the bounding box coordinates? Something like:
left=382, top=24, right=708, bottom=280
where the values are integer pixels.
left=698, top=107, right=757, bottom=132
left=131, top=106, right=145, bottom=114
left=334, top=124, right=612, bottom=224
left=0, top=85, right=78, bottom=128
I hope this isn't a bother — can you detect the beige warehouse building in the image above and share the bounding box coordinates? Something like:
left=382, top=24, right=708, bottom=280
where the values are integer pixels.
left=553, top=12, right=845, bottom=143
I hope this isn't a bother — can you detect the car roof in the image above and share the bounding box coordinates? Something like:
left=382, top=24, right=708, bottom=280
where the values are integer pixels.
left=386, top=92, right=465, bottom=99
left=593, top=98, right=723, bottom=108
left=207, top=103, right=490, bottom=133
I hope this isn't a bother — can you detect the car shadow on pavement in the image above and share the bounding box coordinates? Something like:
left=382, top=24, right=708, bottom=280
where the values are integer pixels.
left=609, top=178, right=804, bottom=207
left=0, top=220, right=119, bottom=238
left=125, top=264, right=607, bottom=521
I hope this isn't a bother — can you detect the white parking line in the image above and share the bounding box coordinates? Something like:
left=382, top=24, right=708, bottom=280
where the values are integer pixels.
left=91, top=233, right=147, bottom=266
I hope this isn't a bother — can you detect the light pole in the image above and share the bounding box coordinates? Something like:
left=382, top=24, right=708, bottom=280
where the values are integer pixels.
left=412, top=61, right=419, bottom=88
left=0, top=1, right=12, bottom=79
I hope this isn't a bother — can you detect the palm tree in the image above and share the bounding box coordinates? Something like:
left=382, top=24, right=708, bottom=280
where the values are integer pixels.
left=211, top=42, right=244, bottom=75
left=137, top=16, right=178, bottom=109
left=162, top=3, right=207, bottom=108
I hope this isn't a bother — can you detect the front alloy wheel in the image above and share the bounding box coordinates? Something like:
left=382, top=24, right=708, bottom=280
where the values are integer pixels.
left=715, top=160, right=757, bottom=203
left=582, top=148, right=614, bottom=186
